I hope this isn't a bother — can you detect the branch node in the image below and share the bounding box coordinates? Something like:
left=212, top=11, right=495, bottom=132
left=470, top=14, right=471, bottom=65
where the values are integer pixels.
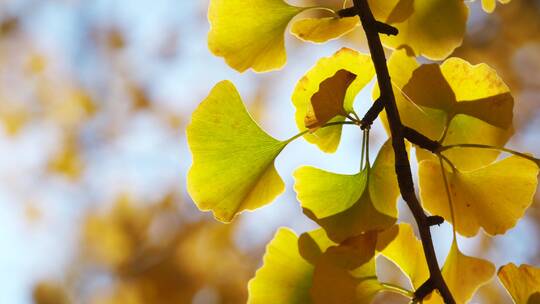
left=361, top=96, right=385, bottom=129
left=427, top=215, right=445, bottom=227
left=374, top=21, right=398, bottom=36
left=337, top=7, right=358, bottom=18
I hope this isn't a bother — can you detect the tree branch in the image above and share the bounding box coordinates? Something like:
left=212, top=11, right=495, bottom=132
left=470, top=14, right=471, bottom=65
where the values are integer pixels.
left=350, top=1, right=455, bottom=303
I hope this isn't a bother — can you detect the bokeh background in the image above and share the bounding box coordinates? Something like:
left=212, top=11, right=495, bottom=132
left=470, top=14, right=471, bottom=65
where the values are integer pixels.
left=0, top=0, right=538, bottom=303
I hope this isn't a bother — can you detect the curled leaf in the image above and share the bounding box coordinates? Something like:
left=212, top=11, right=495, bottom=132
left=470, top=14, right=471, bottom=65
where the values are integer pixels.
left=187, top=81, right=287, bottom=222
left=294, top=140, right=399, bottom=243
left=208, top=0, right=304, bottom=72
left=419, top=156, right=539, bottom=237
left=292, top=47, right=375, bottom=152
left=498, top=263, right=540, bottom=304
left=290, top=17, right=358, bottom=43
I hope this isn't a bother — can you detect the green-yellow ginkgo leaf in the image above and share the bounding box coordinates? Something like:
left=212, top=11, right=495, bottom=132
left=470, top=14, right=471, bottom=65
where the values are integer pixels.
left=208, top=0, right=304, bottom=72
left=379, top=0, right=468, bottom=60
left=401, top=57, right=514, bottom=171
left=376, top=223, right=429, bottom=289
left=187, top=81, right=288, bottom=222
left=290, top=17, right=358, bottom=43
left=305, top=69, right=357, bottom=130
left=247, top=227, right=334, bottom=304
left=481, top=0, right=511, bottom=13
left=419, top=156, right=539, bottom=237
left=498, top=263, right=540, bottom=304
left=311, top=233, right=382, bottom=304
left=294, top=140, right=399, bottom=243
left=292, top=47, right=375, bottom=153
left=424, top=241, right=495, bottom=304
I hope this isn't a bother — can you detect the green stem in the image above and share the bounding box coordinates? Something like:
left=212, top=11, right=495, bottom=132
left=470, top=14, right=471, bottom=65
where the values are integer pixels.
left=285, top=121, right=357, bottom=143
left=437, top=154, right=457, bottom=240
left=440, top=144, right=540, bottom=166
left=381, top=282, right=414, bottom=298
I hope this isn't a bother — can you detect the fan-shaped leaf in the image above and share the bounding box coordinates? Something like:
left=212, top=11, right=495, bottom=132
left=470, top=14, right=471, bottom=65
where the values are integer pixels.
left=208, top=0, right=304, bottom=72
left=376, top=223, right=429, bottom=289
left=291, top=17, right=358, bottom=43
left=311, top=233, right=382, bottom=304
left=292, top=48, right=375, bottom=152
left=294, top=140, right=399, bottom=242
left=425, top=241, right=495, bottom=303
left=247, top=228, right=333, bottom=304
left=498, top=263, right=540, bottom=304
left=187, top=81, right=288, bottom=222
left=419, top=157, right=539, bottom=237
left=368, top=0, right=414, bottom=23
left=379, top=0, right=468, bottom=60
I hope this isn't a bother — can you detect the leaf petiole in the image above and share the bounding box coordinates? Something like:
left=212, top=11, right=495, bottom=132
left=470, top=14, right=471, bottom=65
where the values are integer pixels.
left=440, top=144, right=540, bottom=166
left=381, top=282, right=414, bottom=299
left=285, top=120, right=358, bottom=143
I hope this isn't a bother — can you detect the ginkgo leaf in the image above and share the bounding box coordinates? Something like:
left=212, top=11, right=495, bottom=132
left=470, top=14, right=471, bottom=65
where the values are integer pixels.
left=376, top=223, right=429, bottom=289
left=379, top=0, right=468, bottom=60
left=305, top=69, right=357, bottom=130
left=419, top=156, right=539, bottom=237
left=481, top=0, right=511, bottom=13
left=187, top=81, right=288, bottom=222
left=401, top=57, right=514, bottom=170
left=247, top=227, right=333, bottom=304
left=208, top=0, right=304, bottom=72
left=291, top=17, right=358, bottom=43
left=311, top=233, right=382, bottom=304
left=498, top=263, right=540, bottom=304
left=292, top=47, right=375, bottom=152
left=294, top=140, right=399, bottom=242
left=368, top=0, right=414, bottom=24
left=424, top=241, right=495, bottom=304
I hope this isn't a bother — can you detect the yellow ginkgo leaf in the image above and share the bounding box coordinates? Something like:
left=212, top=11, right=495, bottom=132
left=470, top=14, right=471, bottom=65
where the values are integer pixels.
left=294, top=140, right=399, bottom=243
left=311, top=233, right=382, bottom=304
left=419, top=156, right=539, bottom=237
left=187, top=81, right=288, bottom=222
left=424, top=241, right=495, bottom=304
left=368, top=0, right=414, bottom=24
left=305, top=69, right=357, bottom=130
left=292, top=47, right=375, bottom=153
left=376, top=223, right=429, bottom=289
left=247, top=227, right=333, bottom=304
left=481, top=0, right=512, bottom=13
left=375, top=50, right=447, bottom=141
left=208, top=0, right=304, bottom=72
left=290, top=17, right=358, bottom=43
left=498, top=263, right=540, bottom=304
left=401, top=57, right=514, bottom=170
left=379, top=0, right=468, bottom=60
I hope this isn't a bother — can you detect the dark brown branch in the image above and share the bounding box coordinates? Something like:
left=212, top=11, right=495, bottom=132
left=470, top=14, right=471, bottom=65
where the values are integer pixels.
left=350, top=1, right=455, bottom=303
left=361, top=96, right=385, bottom=129
left=403, top=126, right=441, bottom=153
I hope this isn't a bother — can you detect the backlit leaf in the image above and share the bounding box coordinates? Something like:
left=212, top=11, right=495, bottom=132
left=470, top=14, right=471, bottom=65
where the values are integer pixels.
left=292, top=47, right=375, bottom=152
left=368, top=0, right=414, bottom=24
left=419, top=157, right=539, bottom=237
left=376, top=223, right=429, bottom=289
left=187, top=81, right=288, bottom=222
left=498, top=263, right=540, bottom=304
left=402, top=57, right=514, bottom=170
left=379, top=0, right=468, bottom=60
left=291, top=17, right=358, bottom=43
left=294, top=140, right=399, bottom=242
left=208, top=0, right=304, bottom=72
left=305, top=69, right=357, bottom=130
left=311, top=233, right=382, bottom=304
left=247, top=228, right=334, bottom=304
left=425, top=241, right=495, bottom=303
